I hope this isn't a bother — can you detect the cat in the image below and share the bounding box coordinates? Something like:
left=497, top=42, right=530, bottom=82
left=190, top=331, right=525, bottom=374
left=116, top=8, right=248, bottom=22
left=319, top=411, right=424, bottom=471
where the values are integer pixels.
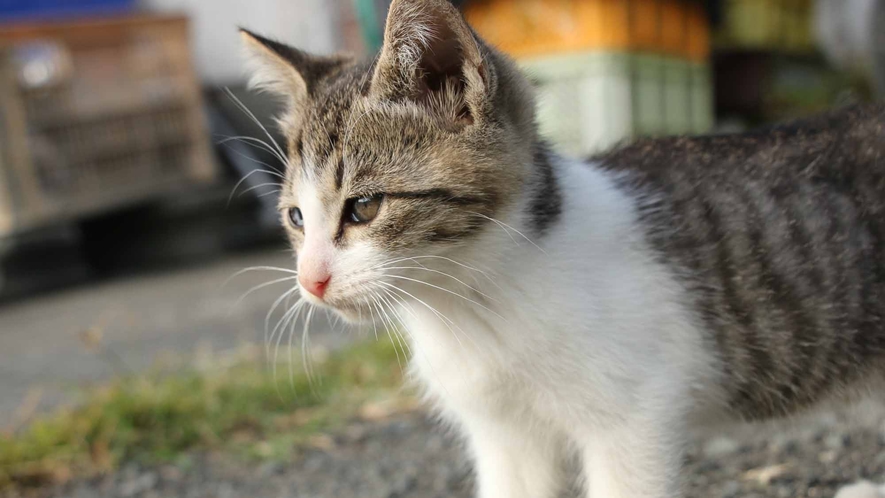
left=240, top=0, right=885, bottom=496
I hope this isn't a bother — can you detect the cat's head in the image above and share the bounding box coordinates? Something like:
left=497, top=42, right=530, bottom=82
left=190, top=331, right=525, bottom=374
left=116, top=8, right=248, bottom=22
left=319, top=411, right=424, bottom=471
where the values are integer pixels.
left=241, top=0, right=544, bottom=321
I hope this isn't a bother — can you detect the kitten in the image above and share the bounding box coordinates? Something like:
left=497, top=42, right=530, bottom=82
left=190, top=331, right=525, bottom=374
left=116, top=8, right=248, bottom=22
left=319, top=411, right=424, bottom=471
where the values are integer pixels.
left=240, top=0, right=885, bottom=496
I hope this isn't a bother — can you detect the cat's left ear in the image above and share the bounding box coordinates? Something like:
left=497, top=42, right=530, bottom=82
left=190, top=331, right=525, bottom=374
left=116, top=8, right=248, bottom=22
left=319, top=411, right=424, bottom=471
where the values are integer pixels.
left=371, top=0, right=489, bottom=126
left=240, top=29, right=351, bottom=110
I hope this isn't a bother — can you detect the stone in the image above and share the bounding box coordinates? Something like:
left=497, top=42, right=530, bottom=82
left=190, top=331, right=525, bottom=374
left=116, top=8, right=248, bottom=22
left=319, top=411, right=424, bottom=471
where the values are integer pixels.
left=119, top=472, right=158, bottom=497
left=826, top=433, right=849, bottom=450
left=834, top=481, right=885, bottom=498
left=703, top=436, right=741, bottom=458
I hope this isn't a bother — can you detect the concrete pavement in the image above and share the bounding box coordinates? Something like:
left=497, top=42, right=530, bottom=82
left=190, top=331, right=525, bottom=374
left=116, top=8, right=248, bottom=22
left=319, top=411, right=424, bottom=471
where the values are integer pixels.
left=0, top=249, right=345, bottom=426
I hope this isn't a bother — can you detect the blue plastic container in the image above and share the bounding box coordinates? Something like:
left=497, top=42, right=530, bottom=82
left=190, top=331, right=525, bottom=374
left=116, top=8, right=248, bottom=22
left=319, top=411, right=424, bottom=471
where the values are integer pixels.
left=0, top=0, right=136, bottom=21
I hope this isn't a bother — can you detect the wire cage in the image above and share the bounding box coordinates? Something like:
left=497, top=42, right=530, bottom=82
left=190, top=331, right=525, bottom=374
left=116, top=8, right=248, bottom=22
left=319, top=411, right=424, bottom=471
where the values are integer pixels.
left=0, top=14, right=216, bottom=237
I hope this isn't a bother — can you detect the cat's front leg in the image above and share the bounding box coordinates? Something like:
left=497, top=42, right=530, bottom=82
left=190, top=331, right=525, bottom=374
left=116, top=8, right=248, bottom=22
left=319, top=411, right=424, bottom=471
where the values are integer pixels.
left=461, top=411, right=562, bottom=498
left=581, top=412, right=684, bottom=498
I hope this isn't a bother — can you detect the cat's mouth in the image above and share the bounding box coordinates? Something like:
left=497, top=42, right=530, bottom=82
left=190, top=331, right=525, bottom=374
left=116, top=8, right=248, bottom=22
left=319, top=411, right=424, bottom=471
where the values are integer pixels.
left=297, top=284, right=378, bottom=325
left=317, top=299, right=378, bottom=325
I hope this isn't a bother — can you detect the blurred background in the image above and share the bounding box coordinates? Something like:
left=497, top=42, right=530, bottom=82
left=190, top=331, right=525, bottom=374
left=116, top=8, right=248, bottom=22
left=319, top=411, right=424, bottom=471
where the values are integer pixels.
left=0, top=1, right=884, bottom=497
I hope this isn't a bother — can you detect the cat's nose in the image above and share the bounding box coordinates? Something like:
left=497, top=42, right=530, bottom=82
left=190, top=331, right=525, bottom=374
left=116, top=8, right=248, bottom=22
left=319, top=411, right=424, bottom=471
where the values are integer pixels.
left=299, top=273, right=330, bottom=299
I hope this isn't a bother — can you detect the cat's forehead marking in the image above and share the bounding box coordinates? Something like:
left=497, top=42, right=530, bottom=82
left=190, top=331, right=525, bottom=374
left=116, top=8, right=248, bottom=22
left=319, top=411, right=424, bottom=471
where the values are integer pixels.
left=295, top=68, right=366, bottom=192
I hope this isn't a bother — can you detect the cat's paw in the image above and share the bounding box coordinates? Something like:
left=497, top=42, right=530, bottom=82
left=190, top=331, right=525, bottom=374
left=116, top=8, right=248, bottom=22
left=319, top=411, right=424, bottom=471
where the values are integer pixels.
left=835, top=481, right=885, bottom=498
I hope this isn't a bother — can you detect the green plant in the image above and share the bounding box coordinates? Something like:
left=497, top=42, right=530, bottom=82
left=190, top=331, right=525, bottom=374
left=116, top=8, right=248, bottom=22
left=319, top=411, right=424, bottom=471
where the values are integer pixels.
left=0, top=339, right=406, bottom=490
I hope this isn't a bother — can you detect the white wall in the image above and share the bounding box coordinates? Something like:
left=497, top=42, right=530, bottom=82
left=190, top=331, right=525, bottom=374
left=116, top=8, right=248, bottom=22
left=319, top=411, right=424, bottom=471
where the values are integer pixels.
left=142, top=0, right=343, bottom=86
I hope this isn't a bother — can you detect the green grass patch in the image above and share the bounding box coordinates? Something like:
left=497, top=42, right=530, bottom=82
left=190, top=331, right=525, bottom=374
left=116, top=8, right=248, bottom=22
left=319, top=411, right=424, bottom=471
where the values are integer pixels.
left=0, top=339, right=409, bottom=490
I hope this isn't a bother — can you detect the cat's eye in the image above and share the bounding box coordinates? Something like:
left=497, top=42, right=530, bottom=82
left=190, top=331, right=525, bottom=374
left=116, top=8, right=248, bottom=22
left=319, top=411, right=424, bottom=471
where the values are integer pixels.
left=288, top=207, right=304, bottom=228
left=346, top=195, right=383, bottom=224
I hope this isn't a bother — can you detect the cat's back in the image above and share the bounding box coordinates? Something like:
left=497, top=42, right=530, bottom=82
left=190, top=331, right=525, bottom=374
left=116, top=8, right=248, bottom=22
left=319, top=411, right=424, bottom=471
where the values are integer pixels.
left=601, top=103, right=885, bottom=191
left=598, top=104, right=885, bottom=420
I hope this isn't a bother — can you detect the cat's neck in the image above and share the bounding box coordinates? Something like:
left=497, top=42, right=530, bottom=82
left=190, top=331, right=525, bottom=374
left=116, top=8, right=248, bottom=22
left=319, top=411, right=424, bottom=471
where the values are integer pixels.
left=404, top=147, right=642, bottom=326
left=398, top=147, right=653, bottom=363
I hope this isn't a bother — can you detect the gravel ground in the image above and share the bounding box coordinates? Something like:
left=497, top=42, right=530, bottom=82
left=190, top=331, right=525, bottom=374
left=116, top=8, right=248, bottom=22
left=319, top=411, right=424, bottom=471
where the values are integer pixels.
left=8, top=407, right=885, bottom=498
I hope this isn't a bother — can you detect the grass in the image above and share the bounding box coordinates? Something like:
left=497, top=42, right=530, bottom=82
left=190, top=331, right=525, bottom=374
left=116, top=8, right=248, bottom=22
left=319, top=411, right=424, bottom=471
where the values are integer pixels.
left=0, top=339, right=409, bottom=490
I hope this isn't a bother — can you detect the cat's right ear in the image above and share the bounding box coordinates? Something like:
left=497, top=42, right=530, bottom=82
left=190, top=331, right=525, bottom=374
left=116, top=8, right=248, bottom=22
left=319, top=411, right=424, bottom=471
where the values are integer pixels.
left=239, top=29, right=350, bottom=109
left=370, top=0, right=490, bottom=126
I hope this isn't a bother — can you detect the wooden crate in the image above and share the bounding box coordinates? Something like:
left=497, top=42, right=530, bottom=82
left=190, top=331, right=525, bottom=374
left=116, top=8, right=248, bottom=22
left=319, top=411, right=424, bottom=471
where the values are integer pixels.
left=0, top=14, right=215, bottom=237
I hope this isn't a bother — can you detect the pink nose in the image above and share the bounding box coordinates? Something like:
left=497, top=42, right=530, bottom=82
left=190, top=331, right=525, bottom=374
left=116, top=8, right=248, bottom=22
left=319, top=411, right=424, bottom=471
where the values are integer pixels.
left=300, top=274, right=330, bottom=299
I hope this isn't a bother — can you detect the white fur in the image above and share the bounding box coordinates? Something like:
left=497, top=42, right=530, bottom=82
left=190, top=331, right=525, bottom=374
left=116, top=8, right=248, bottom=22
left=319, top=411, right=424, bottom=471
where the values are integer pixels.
left=296, top=181, right=335, bottom=290
left=388, top=159, right=723, bottom=497
left=290, top=157, right=727, bottom=497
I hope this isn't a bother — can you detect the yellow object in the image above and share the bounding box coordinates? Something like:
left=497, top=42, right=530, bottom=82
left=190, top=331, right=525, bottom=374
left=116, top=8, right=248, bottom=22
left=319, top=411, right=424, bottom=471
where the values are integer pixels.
left=717, top=0, right=814, bottom=52
left=464, top=0, right=711, bottom=61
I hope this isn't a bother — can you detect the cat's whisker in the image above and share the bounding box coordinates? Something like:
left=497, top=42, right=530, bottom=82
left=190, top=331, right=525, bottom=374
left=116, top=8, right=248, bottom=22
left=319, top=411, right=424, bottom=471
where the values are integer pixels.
left=257, top=189, right=282, bottom=199
left=467, top=211, right=548, bottom=255
left=375, top=289, right=413, bottom=357
left=226, top=266, right=298, bottom=285
left=374, top=255, right=505, bottom=293
left=383, top=284, right=489, bottom=372
left=381, top=266, right=499, bottom=303
left=367, top=256, right=423, bottom=272
left=377, top=281, right=469, bottom=351
left=332, top=312, right=344, bottom=333
left=216, top=140, right=286, bottom=177
left=366, top=298, right=379, bottom=341
left=368, top=293, right=404, bottom=371
left=235, top=275, right=300, bottom=307
left=238, top=182, right=283, bottom=198
left=370, top=292, right=401, bottom=355
left=477, top=213, right=519, bottom=246
left=277, top=302, right=300, bottom=386
left=269, top=299, right=305, bottom=364
left=226, top=168, right=283, bottom=207
left=288, top=304, right=298, bottom=388
left=265, top=287, right=302, bottom=351
left=374, top=290, right=409, bottom=367
left=376, top=285, right=458, bottom=399
left=380, top=288, right=487, bottom=390
left=273, top=300, right=304, bottom=383
left=217, top=135, right=288, bottom=172
left=384, top=290, right=429, bottom=368
left=223, top=88, right=290, bottom=166
left=324, top=309, right=337, bottom=334
left=400, top=255, right=490, bottom=276
left=270, top=299, right=304, bottom=358
left=300, top=306, right=317, bottom=389
left=384, top=274, right=508, bottom=323
left=415, top=255, right=505, bottom=293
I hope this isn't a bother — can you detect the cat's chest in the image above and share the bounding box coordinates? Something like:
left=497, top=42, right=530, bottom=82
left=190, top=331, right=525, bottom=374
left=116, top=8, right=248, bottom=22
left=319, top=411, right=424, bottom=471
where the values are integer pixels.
left=403, top=303, right=541, bottom=409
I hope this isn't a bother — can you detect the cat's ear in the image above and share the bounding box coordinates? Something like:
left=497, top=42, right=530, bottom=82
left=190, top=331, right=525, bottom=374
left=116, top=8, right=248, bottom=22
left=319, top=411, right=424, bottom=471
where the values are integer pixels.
left=240, top=29, right=350, bottom=109
left=371, top=0, right=488, bottom=126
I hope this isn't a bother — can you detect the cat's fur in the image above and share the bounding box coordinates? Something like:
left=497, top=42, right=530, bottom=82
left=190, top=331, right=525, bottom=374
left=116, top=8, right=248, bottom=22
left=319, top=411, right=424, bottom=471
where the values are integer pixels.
left=241, top=0, right=885, bottom=496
